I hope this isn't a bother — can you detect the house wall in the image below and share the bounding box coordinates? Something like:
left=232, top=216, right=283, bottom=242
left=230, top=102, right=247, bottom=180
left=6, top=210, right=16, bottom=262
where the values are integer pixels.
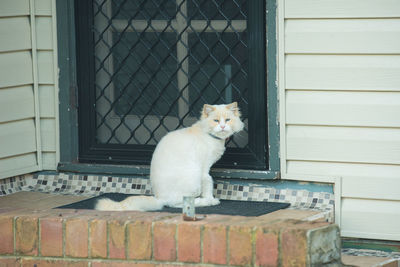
left=1, top=0, right=399, bottom=242
left=0, top=0, right=59, bottom=179
left=279, top=0, right=400, bottom=241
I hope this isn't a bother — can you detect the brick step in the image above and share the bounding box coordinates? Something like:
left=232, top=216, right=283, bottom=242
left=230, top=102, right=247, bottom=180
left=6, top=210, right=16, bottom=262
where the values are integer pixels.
left=0, top=208, right=342, bottom=266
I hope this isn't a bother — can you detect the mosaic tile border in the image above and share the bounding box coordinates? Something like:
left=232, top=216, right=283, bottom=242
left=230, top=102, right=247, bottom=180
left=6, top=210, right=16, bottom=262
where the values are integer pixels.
left=342, top=248, right=400, bottom=259
left=1, top=172, right=335, bottom=220
left=213, top=181, right=334, bottom=222
left=24, top=173, right=152, bottom=196
left=0, top=175, right=30, bottom=195
left=213, top=182, right=334, bottom=211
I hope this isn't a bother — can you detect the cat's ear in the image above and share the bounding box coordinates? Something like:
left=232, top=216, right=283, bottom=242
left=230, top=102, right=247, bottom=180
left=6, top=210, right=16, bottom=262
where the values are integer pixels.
left=201, top=104, right=215, bottom=118
left=226, top=102, right=240, bottom=116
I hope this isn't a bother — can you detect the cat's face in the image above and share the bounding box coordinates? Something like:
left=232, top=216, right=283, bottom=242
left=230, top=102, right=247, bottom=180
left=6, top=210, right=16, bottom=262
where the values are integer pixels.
left=200, top=102, right=244, bottom=139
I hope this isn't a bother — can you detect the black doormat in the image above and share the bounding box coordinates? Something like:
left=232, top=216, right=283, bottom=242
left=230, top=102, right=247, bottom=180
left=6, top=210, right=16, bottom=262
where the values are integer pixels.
left=57, top=193, right=290, bottom=217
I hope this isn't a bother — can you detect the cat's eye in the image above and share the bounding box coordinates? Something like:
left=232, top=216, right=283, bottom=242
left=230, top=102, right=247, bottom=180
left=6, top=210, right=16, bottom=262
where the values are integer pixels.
left=226, top=118, right=231, bottom=122
left=214, top=119, right=219, bottom=122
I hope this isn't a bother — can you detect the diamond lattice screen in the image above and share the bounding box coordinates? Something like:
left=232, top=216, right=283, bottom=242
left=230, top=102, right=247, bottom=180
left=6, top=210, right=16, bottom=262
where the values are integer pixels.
left=93, top=0, right=249, bottom=148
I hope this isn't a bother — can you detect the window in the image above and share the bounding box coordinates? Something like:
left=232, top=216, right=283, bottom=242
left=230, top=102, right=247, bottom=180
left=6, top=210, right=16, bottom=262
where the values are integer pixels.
left=76, top=0, right=268, bottom=170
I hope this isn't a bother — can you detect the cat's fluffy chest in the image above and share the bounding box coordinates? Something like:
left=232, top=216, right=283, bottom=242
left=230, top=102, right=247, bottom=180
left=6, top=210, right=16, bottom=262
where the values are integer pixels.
left=203, top=135, right=226, bottom=166
left=185, top=124, right=226, bottom=167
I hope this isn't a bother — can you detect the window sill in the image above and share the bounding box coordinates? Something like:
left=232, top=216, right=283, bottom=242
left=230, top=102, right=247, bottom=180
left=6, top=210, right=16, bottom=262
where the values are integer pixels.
left=57, top=162, right=279, bottom=180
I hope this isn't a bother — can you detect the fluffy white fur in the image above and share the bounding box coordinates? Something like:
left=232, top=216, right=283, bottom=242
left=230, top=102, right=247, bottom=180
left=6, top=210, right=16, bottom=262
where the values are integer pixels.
left=95, top=102, right=244, bottom=211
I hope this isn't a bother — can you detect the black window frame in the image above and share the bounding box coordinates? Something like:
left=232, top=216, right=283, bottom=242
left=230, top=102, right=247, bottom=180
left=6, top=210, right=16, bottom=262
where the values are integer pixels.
left=57, top=0, right=280, bottom=179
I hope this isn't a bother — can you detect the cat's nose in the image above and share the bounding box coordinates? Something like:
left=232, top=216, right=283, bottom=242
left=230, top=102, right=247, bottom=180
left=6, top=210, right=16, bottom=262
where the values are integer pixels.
left=220, top=125, right=225, bottom=129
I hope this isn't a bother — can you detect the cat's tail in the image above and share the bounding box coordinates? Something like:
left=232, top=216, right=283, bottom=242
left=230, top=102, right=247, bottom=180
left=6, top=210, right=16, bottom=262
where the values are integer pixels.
left=95, top=195, right=164, bottom=211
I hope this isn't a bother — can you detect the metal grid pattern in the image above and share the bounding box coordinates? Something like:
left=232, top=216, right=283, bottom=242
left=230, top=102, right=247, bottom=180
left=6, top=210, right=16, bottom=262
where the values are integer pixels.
left=92, top=0, right=249, bottom=148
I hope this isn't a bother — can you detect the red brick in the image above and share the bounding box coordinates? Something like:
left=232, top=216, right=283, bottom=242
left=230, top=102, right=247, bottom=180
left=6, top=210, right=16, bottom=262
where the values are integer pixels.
left=281, top=220, right=331, bottom=267
left=40, top=216, right=63, bottom=256
left=65, top=217, right=88, bottom=258
left=229, top=225, right=253, bottom=266
left=15, top=216, right=38, bottom=256
left=108, top=220, right=126, bottom=259
left=281, top=228, right=308, bottom=267
left=0, top=257, right=21, bottom=266
left=92, top=262, right=155, bottom=267
left=89, top=219, right=107, bottom=258
left=177, top=223, right=201, bottom=263
left=127, top=220, right=152, bottom=260
left=203, top=224, right=227, bottom=265
left=255, top=228, right=279, bottom=267
left=0, top=216, right=14, bottom=254
left=153, top=222, right=176, bottom=261
left=21, top=258, right=88, bottom=267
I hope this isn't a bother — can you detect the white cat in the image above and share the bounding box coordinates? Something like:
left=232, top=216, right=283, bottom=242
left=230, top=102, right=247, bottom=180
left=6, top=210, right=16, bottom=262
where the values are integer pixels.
left=95, top=102, right=244, bottom=211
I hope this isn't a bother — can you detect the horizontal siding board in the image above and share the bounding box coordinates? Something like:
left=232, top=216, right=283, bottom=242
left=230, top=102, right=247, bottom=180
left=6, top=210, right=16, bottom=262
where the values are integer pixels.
left=285, top=0, right=400, bottom=18
left=341, top=177, right=400, bottom=201
left=35, top=0, right=52, bottom=16
left=41, top=118, right=56, bottom=152
left=0, top=85, right=34, bottom=123
left=286, top=125, right=400, bottom=164
left=341, top=230, right=400, bottom=241
left=286, top=55, right=400, bottom=91
left=36, top=16, right=53, bottom=50
left=0, top=0, right=29, bottom=17
left=0, top=119, right=37, bottom=159
left=37, top=51, right=54, bottom=84
left=285, top=19, right=400, bottom=54
left=341, top=198, right=400, bottom=241
left=0, top=51, right=33, bottom=88
left=39, top=85, right=55, bottom=117
left=0, top=17, right=31, bottom=52
left=287, top=161, right=400, bottom=181
left=0, top=153, right=38, bottom=180
left=0, top=166, right=39, bottom=180
left=286, top=90, right=400, bottom=127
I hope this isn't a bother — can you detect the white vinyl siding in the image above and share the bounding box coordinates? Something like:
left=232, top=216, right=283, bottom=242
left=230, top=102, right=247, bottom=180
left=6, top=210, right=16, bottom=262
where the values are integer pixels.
left=287, top=126, right=400, bottom=164
left=0, top=17, right=31, bottom=51
left=0, top=86, right=35, bottom=123
left=285, top=0, right=400, bottom=18
left=341, top=198, right=400, bottom=240
left=286, top=91, right=400, bottom=127
left=280, top=0, right=400, bottom=240
left=285, top=19, right=400, bottom=54
left=0, top=0, right=59, bottom=179
left=0, top=52, right=34, bottom=87
left=286, top=55, right=400, bottom=91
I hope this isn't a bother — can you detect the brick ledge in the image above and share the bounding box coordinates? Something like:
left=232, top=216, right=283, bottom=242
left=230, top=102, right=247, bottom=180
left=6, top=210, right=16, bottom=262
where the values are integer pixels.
left=0, top=208, right=342, bottom=266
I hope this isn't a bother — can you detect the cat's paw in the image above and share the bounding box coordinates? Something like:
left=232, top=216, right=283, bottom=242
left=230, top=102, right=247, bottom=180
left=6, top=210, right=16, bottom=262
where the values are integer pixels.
left=209, top=198, right=220, bottom=206
left=195, top=197, right=220, bottom=207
